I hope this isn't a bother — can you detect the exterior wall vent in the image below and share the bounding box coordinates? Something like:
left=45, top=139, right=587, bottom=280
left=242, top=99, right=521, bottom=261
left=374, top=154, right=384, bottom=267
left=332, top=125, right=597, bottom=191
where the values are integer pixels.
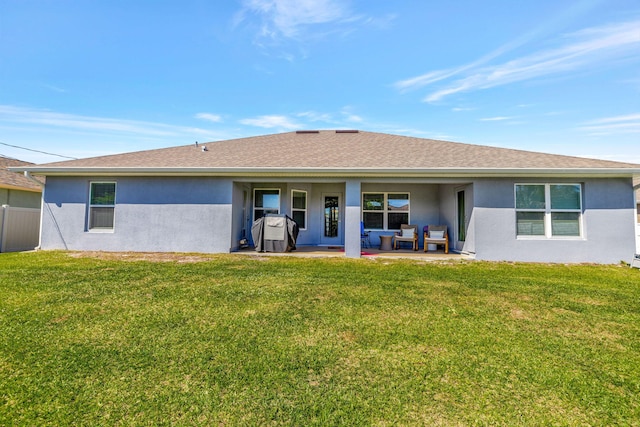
left=296, top=130, right=320, bottom=134
left=335, top=130, right=359, bottom=133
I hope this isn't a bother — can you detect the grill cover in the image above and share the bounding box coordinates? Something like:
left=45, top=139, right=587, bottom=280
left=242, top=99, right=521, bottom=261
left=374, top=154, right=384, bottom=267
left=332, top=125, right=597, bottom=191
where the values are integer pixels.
left=251, top=214, right=299, bottom=252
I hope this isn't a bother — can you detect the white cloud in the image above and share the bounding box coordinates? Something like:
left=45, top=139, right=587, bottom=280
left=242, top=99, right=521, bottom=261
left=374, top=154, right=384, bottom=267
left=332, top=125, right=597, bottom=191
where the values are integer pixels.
left=0, top=105, right=217, bottom=138
left=195, top=113, right=223, bottom=123
left=395, top=18, right=640, bottom=103
left=42, top=83, right=66, bottom=93
left=0, top=105, right=242, bottom=162
left=393, top=18, right=546, bottom=93
left=479, top=116, right=514, bottom=122
left=238, top=108, right=364, bottom=130
left=296, top=111, right=335, bottom=122
left=238, top=114, right=301, bottom=129
left=340, top=106, right=363, bottom=123
left=394, top=70, right=455, bottom=92
left=235, top=0, right=391, bottom=62
left=587, top=113, right=640, bottom=124
left=239, top=0, right=351, bottom=39
left=579, top=113, right=640, bottom=135
left=294, top=108, right=365, bottom=125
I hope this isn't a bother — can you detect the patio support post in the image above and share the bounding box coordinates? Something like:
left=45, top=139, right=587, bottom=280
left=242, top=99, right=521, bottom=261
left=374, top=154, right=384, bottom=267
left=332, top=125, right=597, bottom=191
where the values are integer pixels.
left=344, top=179, right=362, bottom=258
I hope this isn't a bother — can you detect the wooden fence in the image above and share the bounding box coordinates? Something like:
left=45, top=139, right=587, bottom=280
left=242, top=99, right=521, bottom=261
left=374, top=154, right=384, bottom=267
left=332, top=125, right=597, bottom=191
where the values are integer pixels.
left=0, top=205, right=40, bottom=253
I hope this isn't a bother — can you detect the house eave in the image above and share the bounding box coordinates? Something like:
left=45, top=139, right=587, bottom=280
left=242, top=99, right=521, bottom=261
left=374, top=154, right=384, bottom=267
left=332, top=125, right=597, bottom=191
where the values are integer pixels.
left=9, top=166, right=640, bottom=179
left=0, top=183, right=42, bottom=193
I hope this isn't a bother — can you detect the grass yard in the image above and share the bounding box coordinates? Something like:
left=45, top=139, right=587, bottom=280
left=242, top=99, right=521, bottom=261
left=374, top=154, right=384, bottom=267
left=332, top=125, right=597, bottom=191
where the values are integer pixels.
left=1, top=251, right=639, bottom=426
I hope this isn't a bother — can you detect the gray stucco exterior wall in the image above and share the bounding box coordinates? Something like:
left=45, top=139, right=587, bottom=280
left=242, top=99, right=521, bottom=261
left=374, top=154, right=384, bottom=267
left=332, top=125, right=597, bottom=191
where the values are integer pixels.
left=434, top=184, right=474, bottom=253
left=344, top=179, right=361, bottom=258
left=37, top=175, right=637, bottom=263
left=471, top=178, right=637, bottom=264
left=41, top=176, right=234, bottom=253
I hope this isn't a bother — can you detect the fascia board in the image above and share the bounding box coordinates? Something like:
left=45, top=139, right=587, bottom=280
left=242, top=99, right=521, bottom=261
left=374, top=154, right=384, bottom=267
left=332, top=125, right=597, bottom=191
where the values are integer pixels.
left=9, top=166, right=640, bottom=178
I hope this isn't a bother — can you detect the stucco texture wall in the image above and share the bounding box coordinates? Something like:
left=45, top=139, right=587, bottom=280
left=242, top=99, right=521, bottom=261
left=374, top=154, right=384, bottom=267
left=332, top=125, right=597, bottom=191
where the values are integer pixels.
left=471, top=178, right=637, bottom=264
left=41, top=176, right=234, bottom=253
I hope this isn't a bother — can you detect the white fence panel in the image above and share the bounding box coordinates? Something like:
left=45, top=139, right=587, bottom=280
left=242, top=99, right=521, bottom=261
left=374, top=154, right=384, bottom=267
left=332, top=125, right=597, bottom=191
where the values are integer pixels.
left=0, top=206, right=41, bottom=253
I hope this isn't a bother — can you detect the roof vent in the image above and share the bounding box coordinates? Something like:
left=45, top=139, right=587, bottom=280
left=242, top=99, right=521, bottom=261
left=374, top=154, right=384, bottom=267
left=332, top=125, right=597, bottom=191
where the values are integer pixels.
left=335, top=130, right=359, bottom=133
left=296, top=130, right=320, bottom=134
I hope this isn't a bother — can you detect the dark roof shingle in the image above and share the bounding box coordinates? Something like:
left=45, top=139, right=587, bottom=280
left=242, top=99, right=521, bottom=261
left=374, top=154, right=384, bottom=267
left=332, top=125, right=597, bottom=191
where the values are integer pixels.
left=0, top=157, right=42, bottom=191
left=17, top=130, right=640, bottom=173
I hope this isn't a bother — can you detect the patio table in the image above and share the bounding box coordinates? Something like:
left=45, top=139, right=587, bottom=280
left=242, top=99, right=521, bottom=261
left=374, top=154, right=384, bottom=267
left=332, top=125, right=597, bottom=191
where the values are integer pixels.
left=379, top=235, right=393, bottom=251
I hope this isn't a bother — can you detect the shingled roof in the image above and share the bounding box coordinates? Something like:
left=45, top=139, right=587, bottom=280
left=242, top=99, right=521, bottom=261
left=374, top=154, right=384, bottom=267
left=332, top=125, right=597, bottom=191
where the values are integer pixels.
left=13, top=130, right=640, bottom=178
left=0, top=157, right=42, bottom=192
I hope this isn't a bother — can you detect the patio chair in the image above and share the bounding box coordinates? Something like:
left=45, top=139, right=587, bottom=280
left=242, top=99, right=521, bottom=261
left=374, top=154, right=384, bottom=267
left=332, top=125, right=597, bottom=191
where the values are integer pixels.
left=360, top=221, right=370, bottom=248
left=394, top=224, right=418, bottom=251
left=424, top=225, right=448, bottom=253
left=632, top=254, right=640, bottom=269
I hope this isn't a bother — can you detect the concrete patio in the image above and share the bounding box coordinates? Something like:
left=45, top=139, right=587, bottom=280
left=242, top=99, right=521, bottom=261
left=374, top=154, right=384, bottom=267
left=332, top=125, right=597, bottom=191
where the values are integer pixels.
left=236, top=245, right=473, bottom=261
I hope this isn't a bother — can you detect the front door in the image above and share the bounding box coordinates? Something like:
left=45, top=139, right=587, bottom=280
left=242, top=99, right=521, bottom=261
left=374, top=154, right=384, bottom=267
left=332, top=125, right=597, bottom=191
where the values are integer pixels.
left=321, top=193, right=342, bottom=246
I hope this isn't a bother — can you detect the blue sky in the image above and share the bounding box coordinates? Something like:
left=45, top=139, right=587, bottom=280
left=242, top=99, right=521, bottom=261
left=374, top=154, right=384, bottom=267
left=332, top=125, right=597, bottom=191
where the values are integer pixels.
left=1, top=0, right=639, bottom=164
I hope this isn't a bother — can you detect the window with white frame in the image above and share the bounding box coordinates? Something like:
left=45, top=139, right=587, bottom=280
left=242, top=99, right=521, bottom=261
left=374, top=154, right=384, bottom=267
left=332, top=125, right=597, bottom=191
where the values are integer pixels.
left=515, top=184, right=582, bottom=237
left=254, top=188, right=280, bottom=220
left=89, top=182, right=116, bottom=230
left=291, top=190, right=307, bottom=229
left=362, top=192, right=410, bottom=230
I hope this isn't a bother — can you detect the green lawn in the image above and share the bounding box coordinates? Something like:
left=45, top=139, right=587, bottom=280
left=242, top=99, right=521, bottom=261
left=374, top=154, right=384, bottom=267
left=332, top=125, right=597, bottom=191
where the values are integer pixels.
left=1, top=251, right=639, bottom=426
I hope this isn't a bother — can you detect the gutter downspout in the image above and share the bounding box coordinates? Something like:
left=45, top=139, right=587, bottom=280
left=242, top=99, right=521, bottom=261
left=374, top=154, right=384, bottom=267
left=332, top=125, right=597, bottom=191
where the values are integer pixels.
left=24, top=171, right=44, bottom=188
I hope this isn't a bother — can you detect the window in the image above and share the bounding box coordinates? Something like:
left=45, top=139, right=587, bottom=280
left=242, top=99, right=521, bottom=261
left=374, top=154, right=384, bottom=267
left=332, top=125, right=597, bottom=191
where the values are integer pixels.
left=362, top=192, right=410, bottom=230
left=515, top=184, right=582, bottom=237
left=89, top=182, right=116, bottom=230
left=254, top=189, right=280, bottom=220
left=291, top=190, right=307, bottom=229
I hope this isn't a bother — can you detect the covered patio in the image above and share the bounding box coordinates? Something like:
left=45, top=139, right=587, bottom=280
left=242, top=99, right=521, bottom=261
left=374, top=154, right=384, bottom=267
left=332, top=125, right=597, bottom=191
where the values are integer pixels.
left=235, top=179, right=473, bottom=259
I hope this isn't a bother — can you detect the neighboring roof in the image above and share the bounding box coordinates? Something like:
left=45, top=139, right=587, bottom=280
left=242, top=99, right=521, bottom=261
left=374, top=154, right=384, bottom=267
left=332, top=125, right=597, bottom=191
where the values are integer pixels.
left=0, top=157, right=43, bottom=192
left=11, top=130, right=640, bottom=178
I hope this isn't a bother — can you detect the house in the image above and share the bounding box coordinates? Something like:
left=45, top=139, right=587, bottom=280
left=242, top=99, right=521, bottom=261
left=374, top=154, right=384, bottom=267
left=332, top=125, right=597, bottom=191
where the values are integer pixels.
left=11, top=130, right=640, bottom=263
left=0, top=156, right=43, bottom=252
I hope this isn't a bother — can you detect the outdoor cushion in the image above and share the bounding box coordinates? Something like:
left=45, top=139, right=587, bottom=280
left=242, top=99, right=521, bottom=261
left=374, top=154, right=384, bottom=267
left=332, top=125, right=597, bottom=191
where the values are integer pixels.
left=430, top=230, right=445, bottom=239
left=402, top=228, right=415, bottom=238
